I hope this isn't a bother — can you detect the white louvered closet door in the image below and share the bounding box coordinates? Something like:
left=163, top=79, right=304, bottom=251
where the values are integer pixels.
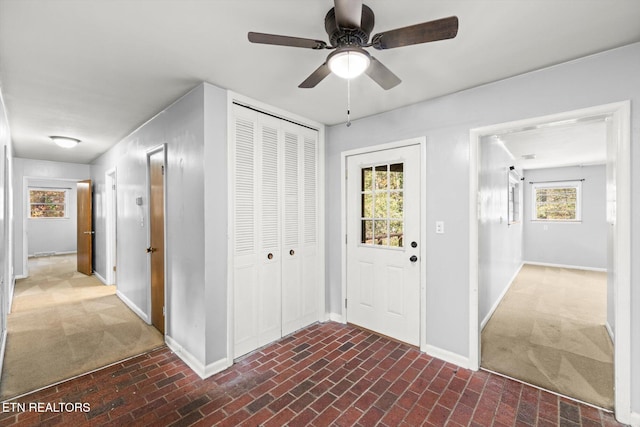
left=256, top=114, right=283, bottom=348
left=282, top=122, right=319, bottom=335
left=232, top=105, right=319, bottom=358
left=232, top=105, right=259, bottom=357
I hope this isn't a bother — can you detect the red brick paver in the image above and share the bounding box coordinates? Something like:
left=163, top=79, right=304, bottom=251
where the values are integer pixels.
left=0, top=322, right=625, bottom=426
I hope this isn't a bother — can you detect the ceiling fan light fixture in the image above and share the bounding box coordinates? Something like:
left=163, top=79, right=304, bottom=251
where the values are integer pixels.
left=50, top=136, right=80, bottom=149
left=328, top=47, right=370, bottom=79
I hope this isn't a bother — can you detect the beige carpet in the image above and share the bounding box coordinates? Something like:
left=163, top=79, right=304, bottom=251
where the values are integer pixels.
left=0, top=255, right=165, bottom=400
left=482, top=264, right=614, bottom=409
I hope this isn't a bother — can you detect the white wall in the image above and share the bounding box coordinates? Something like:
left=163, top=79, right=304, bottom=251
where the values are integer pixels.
left=478, top=136, right=523, bottom=326
left=523, top=165, right=607, bottom=269
left=26, top=178, right=78, bottom=256
left=91, top=82, right=229, bottom=374
left=12, top=158, right=90, bottom=277
left=0, top=88, right=14, bottom=379
left=326, top=42, right=640, bottom=413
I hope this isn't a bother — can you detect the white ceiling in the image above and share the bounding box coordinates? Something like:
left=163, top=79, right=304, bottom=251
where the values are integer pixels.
left=498, top=119, right=607, bottom=170
left=1, top=0, right=639, bottom=164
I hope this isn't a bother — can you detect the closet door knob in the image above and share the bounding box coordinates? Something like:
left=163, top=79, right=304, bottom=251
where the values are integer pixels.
left=267, top=253, right=273, bottom=260
left=289, top=249, right=295, bottom=256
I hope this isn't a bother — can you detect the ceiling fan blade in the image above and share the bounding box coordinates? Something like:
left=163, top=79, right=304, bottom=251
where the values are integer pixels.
left=299, top=62, right=331, bottom=88
left=365, top=57, right=401, bottom=90
left=334, top=0, right=363, bottom=29
left=248, top=32, right=327, bottom=49
left=372, top=16, right=459, bottom=50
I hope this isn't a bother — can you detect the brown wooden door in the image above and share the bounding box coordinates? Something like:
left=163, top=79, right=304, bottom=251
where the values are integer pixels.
left=77, top=179, right=93, bottom=275
left=149, top=151, right=165, bottom=334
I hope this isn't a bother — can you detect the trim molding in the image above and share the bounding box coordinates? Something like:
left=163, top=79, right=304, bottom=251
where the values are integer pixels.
left=165, top=335, right=231, bottom=380
left=605, top=322, right=614, bottom=343
left=0, top=329, right=7, bottom=381
left=116, top=290, right=149, bottom=324
left=328, top=312, right=345, bottom=323
left=481, top=263, right=523, bottom=330
left=523, top=261, right=606, bottom=273
left=627, top=411, right=640, bottom=427
left=8, top=276, right=16, bottom=314
left=423, top=344, right=471, bottom=370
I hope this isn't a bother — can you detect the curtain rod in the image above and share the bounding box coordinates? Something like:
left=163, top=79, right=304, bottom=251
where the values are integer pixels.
left=528, top=179, right=585, bottom=184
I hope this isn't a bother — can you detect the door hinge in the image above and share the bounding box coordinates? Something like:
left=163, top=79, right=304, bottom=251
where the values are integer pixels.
left=161, top=165, right=165, bottom=175
left=345, top=298, right=348, bottom=309
left=345, top=234, right=348, bottom=244
left=162, top=306, right=165, bottom=316
left=113, top=265, right=116, bottom=272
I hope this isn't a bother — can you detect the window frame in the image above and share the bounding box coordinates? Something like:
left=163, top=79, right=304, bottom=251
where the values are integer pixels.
left=530, top=180, right=582, bottom=222
left=28, top=187, right=70, bottom=219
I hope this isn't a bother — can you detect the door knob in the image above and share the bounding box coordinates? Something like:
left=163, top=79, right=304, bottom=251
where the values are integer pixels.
left=410, top=255, right=418, bottom=263
left=146, top=247, right=156, bottom=253
left=289, top=249, right=295, bottom=256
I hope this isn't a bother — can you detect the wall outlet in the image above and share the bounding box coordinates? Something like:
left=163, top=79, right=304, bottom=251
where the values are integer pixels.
left=435, top=221, right=444, bottom=234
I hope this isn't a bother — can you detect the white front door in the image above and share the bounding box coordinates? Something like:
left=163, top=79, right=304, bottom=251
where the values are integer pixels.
left=346, top=144, right=421, bottom=346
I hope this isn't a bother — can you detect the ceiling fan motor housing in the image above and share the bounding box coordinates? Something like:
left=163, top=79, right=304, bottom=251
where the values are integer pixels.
left=325, top=4, right=375, bottom=47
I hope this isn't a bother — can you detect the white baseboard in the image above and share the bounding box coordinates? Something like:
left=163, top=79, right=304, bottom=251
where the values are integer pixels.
left=423, top=344, right=471, bottom=370
left=523, top=261, right=607, bottom=272
left=93, top=271, right=108, bottom=285
left=626, top=411, right=640, bottom=427
left=9, top=276, right=16, bottom=313
left=481, top=263, right=524, bottom=330
left=165, top=335, right=231, bottom=380
left=605, top=322, right=614, bottom=343
left=116, top=290, right=149, bottom=323
left=0, top=329, right=7, bottom=381
left=329, top=312, right=345, bottom=323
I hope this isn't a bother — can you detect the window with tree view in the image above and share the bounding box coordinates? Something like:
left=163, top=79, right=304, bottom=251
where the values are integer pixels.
left=29, top=188, right=68, bottom=218
left=532, top=181, right=582, bottom=221
left=360, top=163, right=404, bottom=247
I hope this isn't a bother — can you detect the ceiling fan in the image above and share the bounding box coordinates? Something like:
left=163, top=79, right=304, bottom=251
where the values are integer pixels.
left=248, top=0, right=459, bottom=90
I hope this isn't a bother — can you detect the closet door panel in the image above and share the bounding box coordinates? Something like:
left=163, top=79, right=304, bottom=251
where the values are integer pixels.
left=232, top=106, right=259, bottom=357
left=257, top=116, right=282, bottom=346
left=281, top=128, right=302, bottom=335
left=301, top=131, right=319, bottom=325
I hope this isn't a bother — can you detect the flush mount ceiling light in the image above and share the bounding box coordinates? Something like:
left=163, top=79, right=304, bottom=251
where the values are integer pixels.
left=327, top=47, right=371, bottom=79
left=50, top=136, right=80, bottom=149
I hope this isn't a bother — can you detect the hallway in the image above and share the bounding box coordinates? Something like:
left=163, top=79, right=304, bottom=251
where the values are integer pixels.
left=0, top=255, right=164, bottom=400
left=0, top=322, right=622, bottom=426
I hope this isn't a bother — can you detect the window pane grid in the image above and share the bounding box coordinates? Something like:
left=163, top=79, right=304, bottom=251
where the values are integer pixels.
left=533, top=184, right=580, bottom=221
left=29, top=189, right=67, bottom=218
left=360, top=163, right=404, bottom=247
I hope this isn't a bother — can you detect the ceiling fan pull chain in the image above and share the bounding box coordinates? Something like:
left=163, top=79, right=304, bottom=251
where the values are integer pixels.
left=346, top=78, right=352, bottom=127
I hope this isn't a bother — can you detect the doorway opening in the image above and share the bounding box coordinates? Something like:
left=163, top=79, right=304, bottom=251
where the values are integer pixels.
left=147, top=146, right=166, bottom=335
left=469, top=102, right=631, bottom=421
left=21, top=176, right=88, bottom=278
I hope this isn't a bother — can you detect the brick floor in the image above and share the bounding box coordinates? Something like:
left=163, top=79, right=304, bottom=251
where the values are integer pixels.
left=0, top=322, right=626, bottom=426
